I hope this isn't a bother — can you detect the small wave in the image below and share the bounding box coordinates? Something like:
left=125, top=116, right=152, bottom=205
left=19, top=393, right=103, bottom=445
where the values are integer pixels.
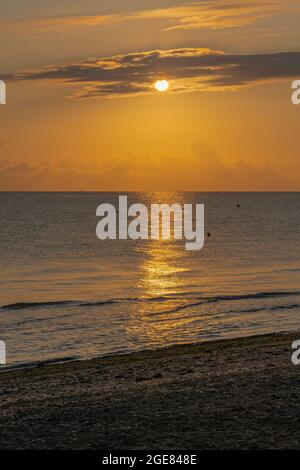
left=80, top=300, right=118, bottom=307
left=209, top=291, right=300, bottom=302
left=240, top=304, right=300, bottom=313
left=1, top=300, right=80, bottom=310
left=224, top=303, right=300, bottom=315
left=153, top=291, right=300, bottom=316
left=0, top=295, right=192, bottom=311
left=1, top=290, right=299, bottom=312
left=275, top=267, right=300, bottom=273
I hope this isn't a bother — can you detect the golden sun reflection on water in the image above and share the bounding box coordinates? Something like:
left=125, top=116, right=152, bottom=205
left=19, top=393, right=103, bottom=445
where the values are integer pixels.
left=138, top=241, right=187, bottom=298
left=125, top=191, right=199, bottom=348
left=126, top=237, right=193, bottom=348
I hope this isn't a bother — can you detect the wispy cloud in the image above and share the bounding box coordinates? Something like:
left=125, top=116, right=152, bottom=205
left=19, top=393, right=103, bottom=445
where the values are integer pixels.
left=1, top=1, right=293, bottom=33
left=131, top=0, right=284, bottom=31
left=5, top=48, right=300, bottom=99
left=1, top=148, right=297, bottom=191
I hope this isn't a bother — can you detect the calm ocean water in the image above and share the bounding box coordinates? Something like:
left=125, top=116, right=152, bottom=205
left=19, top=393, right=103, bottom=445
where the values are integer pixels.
left=0, top=192, right=299, bottom=367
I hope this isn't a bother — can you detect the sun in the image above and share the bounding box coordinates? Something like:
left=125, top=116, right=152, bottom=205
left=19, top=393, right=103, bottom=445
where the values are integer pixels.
left=155, top=80, right=169, bottom=92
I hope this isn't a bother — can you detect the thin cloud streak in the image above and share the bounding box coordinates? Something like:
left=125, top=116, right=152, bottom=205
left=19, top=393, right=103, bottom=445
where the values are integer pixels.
left=133, top=0, right=284, bottom=31
left=0, top=1, right=292, bottom=32
left=5, top=48, right=300, bottom=99
left=1, top=151, right=297, bottom=191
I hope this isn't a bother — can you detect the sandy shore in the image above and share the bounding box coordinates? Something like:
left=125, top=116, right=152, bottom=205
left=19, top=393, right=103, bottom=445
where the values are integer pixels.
left=0, top=332, right=299, bottom=449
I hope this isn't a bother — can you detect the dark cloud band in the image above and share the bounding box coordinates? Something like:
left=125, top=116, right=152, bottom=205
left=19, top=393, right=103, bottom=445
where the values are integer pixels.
left=5, top=48, right=300, bottom=98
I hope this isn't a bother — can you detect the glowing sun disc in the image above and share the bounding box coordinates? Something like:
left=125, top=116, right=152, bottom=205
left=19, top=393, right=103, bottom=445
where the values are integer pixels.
left=155, top=80, right=169, bottom=92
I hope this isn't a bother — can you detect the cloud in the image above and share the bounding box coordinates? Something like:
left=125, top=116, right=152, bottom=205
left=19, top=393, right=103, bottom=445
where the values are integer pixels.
left=0, top=162, right=38, bottom=176
left=0, top=158, right=9, bottom=169
left=5, top=47, right=300, bottom=98
left=1, top=1, right=292, bottom=32
left=0, top=145, right=298, bottom=191
left=131, top=0, right=284, bottom=31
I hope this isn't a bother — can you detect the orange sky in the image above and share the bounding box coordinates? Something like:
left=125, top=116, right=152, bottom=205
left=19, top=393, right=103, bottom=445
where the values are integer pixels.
left=0, top=0, right=300, bottom=191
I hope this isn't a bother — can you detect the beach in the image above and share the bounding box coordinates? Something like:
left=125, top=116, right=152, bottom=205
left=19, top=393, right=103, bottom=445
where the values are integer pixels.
left=0, top=331, right=299, bottom=450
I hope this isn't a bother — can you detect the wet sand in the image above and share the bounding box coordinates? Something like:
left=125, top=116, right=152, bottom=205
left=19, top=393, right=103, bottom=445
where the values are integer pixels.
left=0, top=332, right=299, bottom=449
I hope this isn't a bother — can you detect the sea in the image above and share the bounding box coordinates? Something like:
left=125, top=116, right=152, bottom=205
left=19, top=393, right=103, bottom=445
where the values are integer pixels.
left=0, top=192, right=299, bottom=367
